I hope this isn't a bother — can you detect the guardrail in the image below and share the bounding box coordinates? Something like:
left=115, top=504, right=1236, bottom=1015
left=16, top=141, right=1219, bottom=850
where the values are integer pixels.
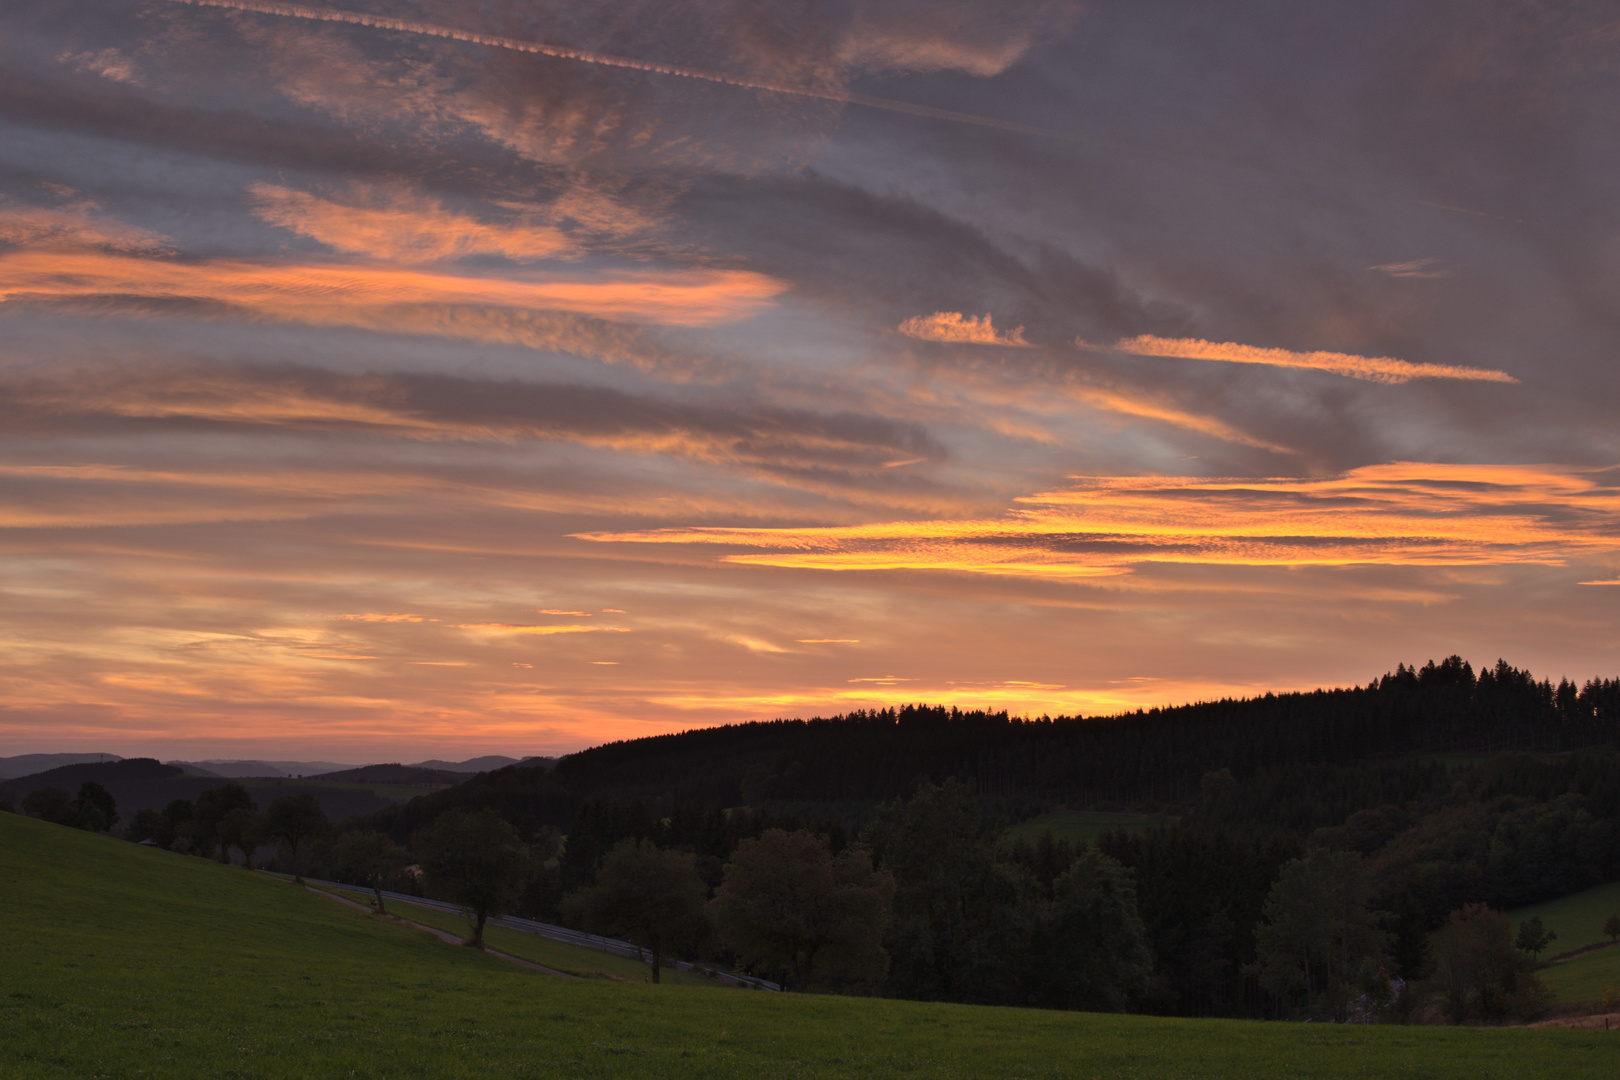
left=295, top=875, right=781, bottom=991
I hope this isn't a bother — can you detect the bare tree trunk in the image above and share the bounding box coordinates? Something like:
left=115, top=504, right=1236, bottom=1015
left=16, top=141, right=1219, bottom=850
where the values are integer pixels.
left=651, top=937, right=662, bottom=984
left=372, top=883, right=387, bottom=916
left=471, top=909, right=488, bottom=949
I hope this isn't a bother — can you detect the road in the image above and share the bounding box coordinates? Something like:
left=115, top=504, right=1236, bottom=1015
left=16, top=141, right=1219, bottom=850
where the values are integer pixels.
left=289, top=873, right=780, bottom=991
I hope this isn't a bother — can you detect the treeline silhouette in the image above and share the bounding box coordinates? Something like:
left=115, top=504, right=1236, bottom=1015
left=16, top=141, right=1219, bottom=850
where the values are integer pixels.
left=357, top=657, right=1620, bottom=838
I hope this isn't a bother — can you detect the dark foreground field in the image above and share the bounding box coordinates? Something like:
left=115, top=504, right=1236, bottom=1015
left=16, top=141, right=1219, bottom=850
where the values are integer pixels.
left=2, top=812, right=1616, bottom=1079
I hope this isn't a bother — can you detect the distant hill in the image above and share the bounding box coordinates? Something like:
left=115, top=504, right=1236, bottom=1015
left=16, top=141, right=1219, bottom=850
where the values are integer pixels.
left=0, top=758, right=396, bottom=821
left=1, top=759, right=204, bottom=815
left=309, top=764, right=464, bottom=785
left=167, top=760, right=357, bottom=778
left=167, top=762, right=224, bottom=778
left=406, top=755, right=554, bottom=773
left=0, top=753, right=123, bottom=780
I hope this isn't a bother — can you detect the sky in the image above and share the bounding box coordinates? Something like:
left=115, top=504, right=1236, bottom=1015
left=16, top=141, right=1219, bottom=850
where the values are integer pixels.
left=2, top=0, right=1618, bottom=760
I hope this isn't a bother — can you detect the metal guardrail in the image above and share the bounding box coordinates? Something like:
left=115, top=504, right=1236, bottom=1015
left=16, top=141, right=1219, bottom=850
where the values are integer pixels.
left=296, top=875, right=781, bottom=991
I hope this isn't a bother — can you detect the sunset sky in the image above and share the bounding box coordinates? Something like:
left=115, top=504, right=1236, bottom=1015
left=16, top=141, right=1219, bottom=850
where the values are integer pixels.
left=3, top=1, right=1618, bottom=759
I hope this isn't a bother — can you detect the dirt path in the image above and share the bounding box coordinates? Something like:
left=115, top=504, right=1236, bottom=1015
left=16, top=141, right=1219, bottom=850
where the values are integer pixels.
left=303, top=882, right=575, bottom=978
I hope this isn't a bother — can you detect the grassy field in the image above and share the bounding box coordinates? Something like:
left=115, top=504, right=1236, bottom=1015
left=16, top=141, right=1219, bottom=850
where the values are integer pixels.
left=4, top=812, right=1617, bottom=1079
left=1507, top=880, right=1620, bottom=1004
left=312, top=884, right=715, bottom=986
left=1509, top=881, right=1620, bottom=954
left=1003, top=809, right=1178, bottom=846
left=1540, top=945, right=1620, bottom=1004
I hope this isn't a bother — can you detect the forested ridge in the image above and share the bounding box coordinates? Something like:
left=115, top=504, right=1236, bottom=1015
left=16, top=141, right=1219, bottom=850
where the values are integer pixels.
left=359, top=657, right=1620, bottom=836
left=337, top=657, right=1620, bottom=1019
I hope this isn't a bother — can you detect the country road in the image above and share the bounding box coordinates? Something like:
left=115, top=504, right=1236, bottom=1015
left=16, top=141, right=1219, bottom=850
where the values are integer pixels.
left=284, top=873, right=781, bottom=991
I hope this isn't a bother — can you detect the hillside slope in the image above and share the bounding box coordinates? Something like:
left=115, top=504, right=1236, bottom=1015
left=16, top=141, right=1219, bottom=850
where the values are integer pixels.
left=4, top=811, right=1615, bottom=1078
left=359, top=658, right=1620, bottom=842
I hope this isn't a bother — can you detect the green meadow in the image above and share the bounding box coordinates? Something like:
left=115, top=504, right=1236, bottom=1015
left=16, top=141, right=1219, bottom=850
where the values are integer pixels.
left=3, top=811, right=1616, bottom=1079
left=311, top=883, right=716, bottom=986
left=1509, top=881, right=1620, bottom=955
left=1540, top=946, right=1620, bottom=1005
left=1509, top=882, right=1620, bottom=1005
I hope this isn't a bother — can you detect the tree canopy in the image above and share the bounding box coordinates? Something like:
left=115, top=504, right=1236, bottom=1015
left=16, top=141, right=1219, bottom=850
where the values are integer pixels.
left=416, top=808, right=527, bottom=949
left=709, top=828, right=892, bottom=991
left=562, top=838, right=708, bottom=983
left=264, top=794, right=328, bottom=884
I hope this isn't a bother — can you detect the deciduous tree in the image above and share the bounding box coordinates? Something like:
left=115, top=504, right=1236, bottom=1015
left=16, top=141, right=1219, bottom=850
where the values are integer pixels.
left=21, top=787, right=76, bottom=826
left=73, top=782, right=118, bottom=833
left=710, top=828, right=892, bottom=991
left=1513, top=916, right=1556, bottom=959
left=563, top=838, right=708, bottom=983
left=417, top=808, right=527, bottom=949
left=1024, top=848, right=1153, bottom=1012
left=867, top=780, right=1024, bottom=1003
left=218, top=806, right=265, bottom=869
left=1251, top=848, right=1390, bottom=1020
left=331, top=830, right=411, bottom=914
left=195, top=784, right=256, bottom=862
left=264, top=794, right=328, bottom=884
left=1429, top=903, right=1548, bottom=1023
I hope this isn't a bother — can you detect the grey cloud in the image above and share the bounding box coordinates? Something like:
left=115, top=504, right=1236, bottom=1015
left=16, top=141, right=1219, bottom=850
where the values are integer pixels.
left=679, top=169, right=1180, bottom=344
left=0, top=361, right=946, bottom=486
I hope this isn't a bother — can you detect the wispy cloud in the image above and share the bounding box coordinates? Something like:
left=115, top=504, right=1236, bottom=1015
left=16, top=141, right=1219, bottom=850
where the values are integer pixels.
left=578, top=463, right=1620, bottom=579
left=249, top=182, right=574, bottom=263
left=328, top=613, right=425, bottom=623
left=1100, top=335, right=1516, bottom=384
left=456, top=623, right=622, bottom=635
left=0, top=246, right=783, bottom=328
left=0, top=199, right=171, bottom=254
left=1368, top=257, right=1449, bottom=279
left=0, top=363, right=944, bottom=494
left=57, top=48, right=140, bottom=84
left=900, top=311, right=1029, bottom=346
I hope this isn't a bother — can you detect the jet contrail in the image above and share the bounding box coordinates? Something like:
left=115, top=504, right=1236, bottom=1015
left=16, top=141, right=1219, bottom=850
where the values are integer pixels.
left=164, top=0, right=1088, bottom=144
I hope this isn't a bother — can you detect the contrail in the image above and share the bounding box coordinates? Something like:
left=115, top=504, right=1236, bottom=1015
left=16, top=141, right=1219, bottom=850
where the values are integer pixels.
left=164, top=0, right=1088, bottom=144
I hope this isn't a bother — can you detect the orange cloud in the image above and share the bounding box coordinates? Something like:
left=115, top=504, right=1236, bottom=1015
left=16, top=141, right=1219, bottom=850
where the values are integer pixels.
left=900, top=311, right=1029, bottom=346
left=1102, top=335, right=1517, bottom=384
left=456, top=623, right=625, bottom=635
left=0, top=199, right=170, bottom=253
left=250, top=182, right=573, bottom=263
left=328, top=613, right=425, bottom=623
left=578, top=463, right=1620, bottom=579
left=0, top=247, right=783, bottom=328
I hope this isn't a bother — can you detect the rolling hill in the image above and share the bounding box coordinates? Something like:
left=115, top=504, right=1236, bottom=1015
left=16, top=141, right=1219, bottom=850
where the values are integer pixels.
left=3, top=809, right=1614, bottom=1079
left=0, top=758, right=430, bottom=821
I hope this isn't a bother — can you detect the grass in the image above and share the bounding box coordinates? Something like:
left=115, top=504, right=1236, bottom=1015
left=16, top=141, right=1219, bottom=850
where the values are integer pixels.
left=1540, top=945, right=1620, bottom=1004
left=1003, top=809, right=1177, bottom=846
left=1509, top=881, right=1620, bottom=954
left=313, top=884, right=715, bottom=985
left=3, top=812, right=1618, bottom=1079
